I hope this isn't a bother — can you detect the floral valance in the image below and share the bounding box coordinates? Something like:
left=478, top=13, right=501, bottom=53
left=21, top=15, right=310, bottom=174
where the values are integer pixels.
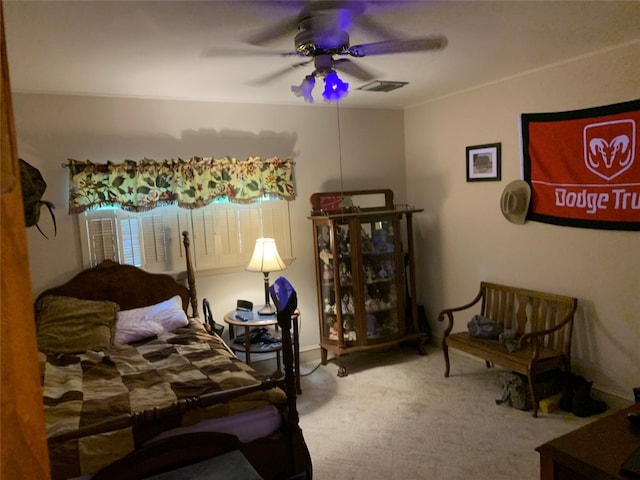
left=67, top=156, right=295, bottom=214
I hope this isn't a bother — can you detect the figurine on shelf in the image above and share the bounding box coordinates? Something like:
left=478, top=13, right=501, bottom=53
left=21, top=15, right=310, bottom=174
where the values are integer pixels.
left=384, top=260, right=394, bottom=279
left=361, top=227, right=374, bottom=254
left=324, top=298, right=337, bottom=314
left=380, top=292, right=392, bottom=310
left=336, top=226, right=350, bottom=256
left=372, top=227, right=387, bottom=253
left=323, top=263, right=333, bottom=282
left=377, top=263, right=389, bottom=279
left=343, top=319, right=357, bottom=341
left=319, top=248, right=333, bottom=266
left=339, top=262, right=352, bottom=285
left=341, top=293, right=355, bottom=314
left=324, top=298, right=331, bottom=313
left=364, top=264, right=374, bottom=284
left=372, top=289, right=383, bottom=311
left=326, top=315, right=338, bottom=340
left=317, top=229, right=330, bottom=250
left=364, top=292, right=377, bottom=313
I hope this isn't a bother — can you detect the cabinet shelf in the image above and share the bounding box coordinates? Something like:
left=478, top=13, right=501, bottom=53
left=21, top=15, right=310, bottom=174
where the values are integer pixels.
left=310, top=189, right=428, bottom=377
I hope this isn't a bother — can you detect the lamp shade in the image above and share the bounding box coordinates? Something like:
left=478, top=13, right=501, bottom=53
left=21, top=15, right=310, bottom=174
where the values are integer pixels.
left=246, top=238, right=286, bottom=273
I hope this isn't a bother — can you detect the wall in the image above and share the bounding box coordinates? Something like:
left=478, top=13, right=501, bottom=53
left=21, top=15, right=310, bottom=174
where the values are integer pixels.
left=12, top=94, right=406, bottom=351
left=405, top=42, right=640, bottom=401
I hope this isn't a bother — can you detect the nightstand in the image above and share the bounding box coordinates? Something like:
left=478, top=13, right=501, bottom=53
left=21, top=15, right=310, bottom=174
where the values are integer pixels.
left=224, top=307, right=301, bottom=394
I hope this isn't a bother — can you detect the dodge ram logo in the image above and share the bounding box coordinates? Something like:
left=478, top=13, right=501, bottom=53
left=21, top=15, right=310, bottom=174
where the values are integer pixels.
left=584, top=119, right=635, bottom=181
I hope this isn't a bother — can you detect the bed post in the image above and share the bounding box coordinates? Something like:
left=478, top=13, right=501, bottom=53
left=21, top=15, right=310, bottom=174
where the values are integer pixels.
left=279, top=318, right=310, bottom=475
left=182, top=231, right=198, bottom=318
left=274, top=287, right=311, bottom=478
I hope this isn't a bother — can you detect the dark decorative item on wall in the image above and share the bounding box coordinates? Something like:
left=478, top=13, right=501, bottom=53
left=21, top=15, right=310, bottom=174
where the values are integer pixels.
left=521, top=99, right=640, bottom=231
left=466, top=143, right=501, bottom=182
left=19, top=158, right=56, bottom=238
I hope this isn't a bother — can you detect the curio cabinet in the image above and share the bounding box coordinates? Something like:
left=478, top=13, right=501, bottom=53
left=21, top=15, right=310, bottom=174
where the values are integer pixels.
left=309, top=189, right=427, bottom=376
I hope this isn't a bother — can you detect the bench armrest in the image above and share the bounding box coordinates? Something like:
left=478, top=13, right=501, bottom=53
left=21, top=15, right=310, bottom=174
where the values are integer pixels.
left=437, top=287, right=484, bottom=337
left=518, top=308, right=575, bottom=350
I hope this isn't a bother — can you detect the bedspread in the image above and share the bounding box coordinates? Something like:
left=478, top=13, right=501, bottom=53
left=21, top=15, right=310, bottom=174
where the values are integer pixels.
left=40, top=320, right=286, bottom=479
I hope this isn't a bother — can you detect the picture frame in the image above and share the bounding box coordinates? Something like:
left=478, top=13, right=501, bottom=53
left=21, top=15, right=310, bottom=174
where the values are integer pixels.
left=466, top=143, right=501, bottom=182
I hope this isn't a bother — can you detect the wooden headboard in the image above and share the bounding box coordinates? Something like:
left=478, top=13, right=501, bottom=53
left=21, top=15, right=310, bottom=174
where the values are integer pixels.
left=36, top=231, right=198, bottom=317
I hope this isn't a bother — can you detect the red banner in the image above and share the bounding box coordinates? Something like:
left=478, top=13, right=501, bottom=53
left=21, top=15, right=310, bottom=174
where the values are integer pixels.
left=521, top=100, right=640, bottom=230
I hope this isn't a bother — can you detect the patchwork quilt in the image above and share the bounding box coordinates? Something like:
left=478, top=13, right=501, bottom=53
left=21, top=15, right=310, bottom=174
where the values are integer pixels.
left=40, top=321, right=285, bottom=479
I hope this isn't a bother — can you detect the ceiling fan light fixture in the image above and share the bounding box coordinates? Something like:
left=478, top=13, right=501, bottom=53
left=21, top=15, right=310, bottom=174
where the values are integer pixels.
left=357, top=80, right=409, bottom=93
left=291, top=70, right=349, bottom=104
left=291, top=74, right=316, bottom=103
left=322, top=71, right=349, bottom=102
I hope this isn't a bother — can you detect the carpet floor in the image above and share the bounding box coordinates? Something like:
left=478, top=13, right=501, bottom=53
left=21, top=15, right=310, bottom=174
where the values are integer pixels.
left=290, top=344, right=609, bottom=480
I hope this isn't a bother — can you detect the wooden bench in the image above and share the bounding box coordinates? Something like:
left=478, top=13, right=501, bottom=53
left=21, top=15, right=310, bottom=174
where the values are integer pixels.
left=438, top=282, right=578, bottom=417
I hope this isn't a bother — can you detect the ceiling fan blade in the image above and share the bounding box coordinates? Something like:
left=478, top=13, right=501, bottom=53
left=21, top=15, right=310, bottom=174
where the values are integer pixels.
left=349, top=36, right=448, bottom=57
left=245, top=17, right=300, bottom=46
left=248, top=60, right=313, bottom=86
left=306, top=1, right=364, bottom=28
left=333, top=59, right=376, bottom=82
left=248, top=1, right=363, bottom=46
left=352, top=13, right=404, bottom=42
left=201, top=46, right=299, bottom=59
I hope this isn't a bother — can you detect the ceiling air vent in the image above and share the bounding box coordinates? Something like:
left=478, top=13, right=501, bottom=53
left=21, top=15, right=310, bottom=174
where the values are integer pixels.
left=357, top=80, right=408, bottom=93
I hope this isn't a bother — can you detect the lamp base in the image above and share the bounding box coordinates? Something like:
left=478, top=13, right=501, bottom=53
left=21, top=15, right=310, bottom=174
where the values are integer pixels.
left=257, top=304, right=276, bottom=316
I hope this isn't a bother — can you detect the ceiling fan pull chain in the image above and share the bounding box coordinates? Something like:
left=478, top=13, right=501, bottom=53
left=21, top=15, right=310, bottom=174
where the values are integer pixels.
left=336, top=101, right=344, bottom=197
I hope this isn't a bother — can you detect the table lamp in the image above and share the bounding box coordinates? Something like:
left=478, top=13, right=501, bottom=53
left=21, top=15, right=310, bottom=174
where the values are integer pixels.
left=246, top=238, right=286, bottom=315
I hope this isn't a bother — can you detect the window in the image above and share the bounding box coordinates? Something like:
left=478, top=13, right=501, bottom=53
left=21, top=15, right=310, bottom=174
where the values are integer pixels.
left=79, top=199, right=292, bottom=274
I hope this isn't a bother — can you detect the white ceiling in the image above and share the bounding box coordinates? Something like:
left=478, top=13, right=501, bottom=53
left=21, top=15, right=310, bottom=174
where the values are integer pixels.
left=4, top=0, right=640, bottom=109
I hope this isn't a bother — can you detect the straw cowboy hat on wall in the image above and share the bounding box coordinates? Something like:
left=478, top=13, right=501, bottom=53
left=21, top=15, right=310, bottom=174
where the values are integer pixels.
left=500, top=180, right=531, bottom=224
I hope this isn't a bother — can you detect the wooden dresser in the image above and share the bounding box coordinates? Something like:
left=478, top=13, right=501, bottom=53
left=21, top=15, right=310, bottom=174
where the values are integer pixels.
left=536, top=403, right=640, bottom=479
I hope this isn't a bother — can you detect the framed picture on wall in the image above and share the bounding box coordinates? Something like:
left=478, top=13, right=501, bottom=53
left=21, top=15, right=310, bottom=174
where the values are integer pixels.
left=466, top=143, right=501, bottom=182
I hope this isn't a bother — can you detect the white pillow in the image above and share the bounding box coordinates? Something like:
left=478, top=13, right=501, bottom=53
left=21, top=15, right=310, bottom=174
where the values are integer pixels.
left=115, top=295, right=188, bottom=344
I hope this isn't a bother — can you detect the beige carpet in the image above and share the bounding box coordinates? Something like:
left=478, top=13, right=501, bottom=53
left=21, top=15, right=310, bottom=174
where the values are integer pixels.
left=288, top=345, right=611, bottom=480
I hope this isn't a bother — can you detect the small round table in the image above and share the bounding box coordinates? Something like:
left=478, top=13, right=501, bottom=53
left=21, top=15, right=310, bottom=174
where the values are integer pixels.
left=223, top=307, right=301, bottom=394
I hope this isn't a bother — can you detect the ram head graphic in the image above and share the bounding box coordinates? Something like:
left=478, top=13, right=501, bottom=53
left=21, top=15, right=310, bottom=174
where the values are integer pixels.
left=583, top=120, right=635, bottom=181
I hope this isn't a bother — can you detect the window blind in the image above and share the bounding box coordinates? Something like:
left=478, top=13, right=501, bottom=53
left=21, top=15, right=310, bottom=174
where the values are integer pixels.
left=79, top=200, right=291, bottom=274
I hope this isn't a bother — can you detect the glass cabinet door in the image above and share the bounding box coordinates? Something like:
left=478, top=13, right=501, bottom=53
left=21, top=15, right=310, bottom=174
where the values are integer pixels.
left=335, top=220, right=356, bottom=343
left=316, top=221, right=356, bottom=344
left=316, top=223, right=333, bottom=340
left=360, top=217, right=399, bottom=339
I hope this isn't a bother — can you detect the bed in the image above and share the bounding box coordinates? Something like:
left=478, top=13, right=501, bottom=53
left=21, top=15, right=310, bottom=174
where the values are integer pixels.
left=35, top=231, right=311, bottom=480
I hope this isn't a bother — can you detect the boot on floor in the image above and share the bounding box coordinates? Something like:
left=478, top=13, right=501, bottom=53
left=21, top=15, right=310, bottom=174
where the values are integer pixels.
left=559, top=372, right=579, bottom=412
left=572, top=378, right=607, bottom=417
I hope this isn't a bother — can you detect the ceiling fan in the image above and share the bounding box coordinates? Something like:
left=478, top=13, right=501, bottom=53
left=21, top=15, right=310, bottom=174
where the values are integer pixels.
left=204, top=1, right=447, bottom=103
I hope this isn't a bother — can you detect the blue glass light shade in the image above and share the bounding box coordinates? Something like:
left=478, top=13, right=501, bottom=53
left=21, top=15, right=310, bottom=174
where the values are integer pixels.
left=322, top=71, right=349, bottom=102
